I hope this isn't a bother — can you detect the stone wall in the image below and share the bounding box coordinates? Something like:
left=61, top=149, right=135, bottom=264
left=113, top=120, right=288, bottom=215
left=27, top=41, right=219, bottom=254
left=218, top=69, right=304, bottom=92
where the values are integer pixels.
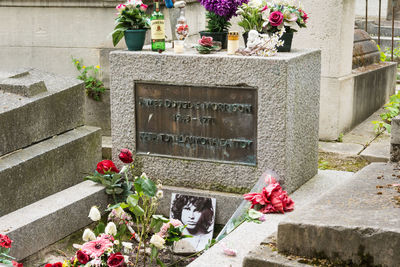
left=355, top=0, right=388, bottom=19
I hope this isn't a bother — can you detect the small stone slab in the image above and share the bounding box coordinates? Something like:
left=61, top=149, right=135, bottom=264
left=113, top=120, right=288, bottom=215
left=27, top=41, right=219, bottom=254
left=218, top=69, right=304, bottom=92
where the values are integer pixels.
left=277, top=163, right=400, bottom=267
left=319, top=142, right=364, bottom=156
left=360, top=142, right=390, bottom=162
left=0, top=68, right=48, bottom=97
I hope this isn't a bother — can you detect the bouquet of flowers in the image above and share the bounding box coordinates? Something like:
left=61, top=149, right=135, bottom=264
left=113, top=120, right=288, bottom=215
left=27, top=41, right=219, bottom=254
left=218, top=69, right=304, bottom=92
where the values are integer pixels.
left=243, top=174, right=294, bottom=213
left=111, top=0, right=150, bottom=46
left=199, top=0, right=248, bottom=32
left=237, top=0, right=308, bottom=33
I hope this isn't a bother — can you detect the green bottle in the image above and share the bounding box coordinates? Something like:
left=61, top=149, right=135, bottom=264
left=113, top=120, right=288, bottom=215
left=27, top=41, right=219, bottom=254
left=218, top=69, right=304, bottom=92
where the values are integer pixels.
left=151, top=0, right=165, bottom=51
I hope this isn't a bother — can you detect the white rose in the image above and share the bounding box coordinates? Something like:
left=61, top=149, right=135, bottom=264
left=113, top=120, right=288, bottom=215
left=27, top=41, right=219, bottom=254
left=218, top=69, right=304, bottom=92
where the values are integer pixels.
left=119, top=165, right=129, bottom=174
left=122, top=241, right=133, bottom=250
left=82, top=228, right=96, bottom=242
left=105, top=222, right=117, bottom=236
left=248, top=0, right=263, bottom=8
left=150, top=234, right=165, bottom=249
left=156, top=190, right=164, bottom=199
left=88, top=206, right=101, bottom=221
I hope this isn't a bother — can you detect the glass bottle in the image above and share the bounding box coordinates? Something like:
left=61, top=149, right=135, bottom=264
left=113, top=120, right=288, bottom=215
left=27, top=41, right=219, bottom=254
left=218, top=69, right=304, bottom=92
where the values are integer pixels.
left=175, top=7, right=189, bottom=41
left=151, top=0, right=165, bottom=51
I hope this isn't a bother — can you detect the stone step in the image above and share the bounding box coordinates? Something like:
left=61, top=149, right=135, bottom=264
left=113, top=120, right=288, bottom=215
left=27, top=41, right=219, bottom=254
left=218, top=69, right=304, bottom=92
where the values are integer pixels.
left=0, top=125, right=101, bottom=216
left=0, top=68, right=84, bottom=157
left=102, top=135, right=112, bottom=159
left=189, top=170, right=355, bottom=267
left=272, top=163, right=400, bottom=266
left=0, top=180, right=109, bottom=260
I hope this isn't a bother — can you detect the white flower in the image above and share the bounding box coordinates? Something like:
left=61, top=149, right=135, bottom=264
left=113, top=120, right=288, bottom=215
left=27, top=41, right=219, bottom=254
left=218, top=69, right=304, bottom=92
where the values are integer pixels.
left=82, top=228, right=96, bottom=242
left=114, top=207, right=124, bottom=217
left=261, top=9, right=270, bottom=21
left=157, top=183, right=163, bottom=190
left=150, top=234, right=165, bottom=249
left=141, top=172, right=148, bottom=179
left=89, top=258, right=102, bottom=267
left=124, top=255, right=130, bottom=263
left=156, top=190, right=164, bottom=199
left=248, top=0, right=263, bottom=8
left=114, top=240, right=120, bottom=245
left=122, top=241, right=133, bottom=250
left=119, top=165, right=129, bottom=174
left=105, top=222, right=117, bottom=236
left=88, top=206, right=101, bottom=221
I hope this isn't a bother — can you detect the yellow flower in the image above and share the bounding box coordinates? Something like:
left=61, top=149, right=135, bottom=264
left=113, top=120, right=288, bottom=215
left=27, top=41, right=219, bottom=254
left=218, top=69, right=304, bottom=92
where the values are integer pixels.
left=62, top=260, right=70, bottom=267
left=95, top=65, right=100, bottom=69
left=82, top=66, right=86, bottom=69
left=75, top=61, right=79, bottom=64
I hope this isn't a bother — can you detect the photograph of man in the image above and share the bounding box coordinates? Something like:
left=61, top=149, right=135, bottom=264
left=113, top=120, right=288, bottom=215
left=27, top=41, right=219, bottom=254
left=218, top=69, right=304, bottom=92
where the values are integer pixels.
left=170, top=193, right=216, bottom=252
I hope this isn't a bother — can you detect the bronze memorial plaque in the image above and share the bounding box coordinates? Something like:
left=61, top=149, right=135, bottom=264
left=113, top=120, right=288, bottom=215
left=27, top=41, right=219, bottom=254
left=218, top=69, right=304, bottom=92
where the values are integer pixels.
left=135, top=82, right=257, bottom=165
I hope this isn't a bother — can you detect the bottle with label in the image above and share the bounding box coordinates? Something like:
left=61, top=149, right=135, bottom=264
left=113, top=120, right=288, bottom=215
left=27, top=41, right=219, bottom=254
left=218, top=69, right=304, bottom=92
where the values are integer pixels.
left=151, top=0, right=165, bottom=51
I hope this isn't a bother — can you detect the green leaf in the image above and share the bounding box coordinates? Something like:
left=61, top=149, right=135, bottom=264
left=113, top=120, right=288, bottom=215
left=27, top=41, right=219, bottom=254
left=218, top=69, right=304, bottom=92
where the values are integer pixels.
left=135, top=177, right=157, bottom=197
left=127, top=194, right=139, bottom=207
left=95, top=222, right=105, bottom=236
left=130, top=205, right=144, bottom=217
left=156, top=258, right=165, bottom=267
left=150, top=245, right=158, bottom=262
left=113, top=187, right=124, bottom=194
left=106, top=188, right=114, bottom=195
left=112, top=29, right=126, bottom=47
left=248, top=208, right=263, bottom=219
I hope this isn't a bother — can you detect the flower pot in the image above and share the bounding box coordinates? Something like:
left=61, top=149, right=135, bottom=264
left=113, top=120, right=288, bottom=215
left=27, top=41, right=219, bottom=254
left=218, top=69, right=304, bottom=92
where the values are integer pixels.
left=124, top=29, right=147, bottom=51
left=277, top=32, right=293, bottom=52
left=199, top=31, right=228, bottom=49
left=243, top=31, right=293, bottom=52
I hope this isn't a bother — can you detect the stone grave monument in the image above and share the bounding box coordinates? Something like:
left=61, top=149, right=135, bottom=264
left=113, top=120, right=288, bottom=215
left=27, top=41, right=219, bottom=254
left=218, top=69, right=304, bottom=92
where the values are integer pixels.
left=110, top=49, right=321, bottom=222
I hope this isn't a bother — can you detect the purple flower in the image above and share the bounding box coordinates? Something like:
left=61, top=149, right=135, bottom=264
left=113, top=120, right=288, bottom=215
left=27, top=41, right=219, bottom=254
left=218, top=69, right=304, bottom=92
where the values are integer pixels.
left=199, top=0, right=248, bottom=20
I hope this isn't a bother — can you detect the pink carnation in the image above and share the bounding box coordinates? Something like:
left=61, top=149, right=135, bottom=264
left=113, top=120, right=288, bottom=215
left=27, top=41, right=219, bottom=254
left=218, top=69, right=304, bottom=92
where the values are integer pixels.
left=140, top=3, right=148, bottom=11
left=157, top=219, right=183, bottom=238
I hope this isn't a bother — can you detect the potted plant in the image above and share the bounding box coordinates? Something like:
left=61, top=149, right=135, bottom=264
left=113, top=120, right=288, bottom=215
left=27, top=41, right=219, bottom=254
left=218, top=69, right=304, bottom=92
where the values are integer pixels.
left=198, top=0, right=247, bottom=49
left=237, top=0, right=308, bottom=52
left=111, top=0, right=150, bottom=51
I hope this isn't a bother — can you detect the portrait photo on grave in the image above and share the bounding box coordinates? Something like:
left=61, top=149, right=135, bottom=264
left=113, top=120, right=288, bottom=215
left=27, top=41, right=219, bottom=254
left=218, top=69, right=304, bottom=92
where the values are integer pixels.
left=170, top=193, right=216, bottom=252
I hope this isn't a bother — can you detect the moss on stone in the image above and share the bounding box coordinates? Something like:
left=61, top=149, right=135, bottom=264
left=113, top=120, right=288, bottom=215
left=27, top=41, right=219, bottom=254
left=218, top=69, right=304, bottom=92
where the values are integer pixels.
left=318, top=152, right=369, bottom=172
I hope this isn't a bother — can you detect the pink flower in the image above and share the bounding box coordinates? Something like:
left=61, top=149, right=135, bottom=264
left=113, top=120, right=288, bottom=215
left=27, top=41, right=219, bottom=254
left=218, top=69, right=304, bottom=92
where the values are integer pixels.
left=116, top=4, right=126, bottom=12
left=157, top=219, right=183, bottom=238
left=299, top=9, right=308, bottom=23
left=198, top=36, right=213, bottom=47
left=269, top=11, right=284, bottom=27
left=260, top=5, right=268, bottom=12
left=140, top=4, right=148, bottom=11
left=81, top=236, right=113, bottom=258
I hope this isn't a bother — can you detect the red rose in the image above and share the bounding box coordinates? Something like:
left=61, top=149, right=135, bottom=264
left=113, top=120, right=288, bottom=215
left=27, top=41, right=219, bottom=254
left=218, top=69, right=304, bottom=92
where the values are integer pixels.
left=12, top=261, right=23, bottom=267
left=96, top=160, right=120, bottom=174
left=107, top=252, right=126, bottom=267
left=198, top=36, right=213, bottom=47
left=269, top=11, right=284, bottom=27
left=44, top=263, right=62, bottom=267
left=0, top=234, right=12, bottom=248
left=77, top=250, right=90, bottom=264
left=119, top=149, right=133, bottom=164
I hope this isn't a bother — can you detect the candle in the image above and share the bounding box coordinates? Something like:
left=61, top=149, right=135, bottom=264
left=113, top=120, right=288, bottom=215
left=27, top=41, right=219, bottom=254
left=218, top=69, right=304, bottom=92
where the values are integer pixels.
left=174, top=40, right=185, bottom=54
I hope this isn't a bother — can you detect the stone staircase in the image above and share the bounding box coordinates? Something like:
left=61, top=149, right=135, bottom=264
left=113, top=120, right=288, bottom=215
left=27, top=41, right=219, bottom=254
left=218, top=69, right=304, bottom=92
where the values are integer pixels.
left=0, top=69, right=109, bottom=260
left=243, top=162, right=400, bottom=266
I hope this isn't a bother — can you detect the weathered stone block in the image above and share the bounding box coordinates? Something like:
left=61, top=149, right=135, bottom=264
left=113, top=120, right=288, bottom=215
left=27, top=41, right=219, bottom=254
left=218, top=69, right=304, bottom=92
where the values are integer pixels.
left=0, top=69, right=48, bottom=97
left=277, top=163, right=400, bottom=267
left=110, top=49, right=320, bottom=194
left=0, top=126, right=102, bottom=216
left=0, top=181, right=109, bottom=260
left=0, top=68, right=85, bottom=156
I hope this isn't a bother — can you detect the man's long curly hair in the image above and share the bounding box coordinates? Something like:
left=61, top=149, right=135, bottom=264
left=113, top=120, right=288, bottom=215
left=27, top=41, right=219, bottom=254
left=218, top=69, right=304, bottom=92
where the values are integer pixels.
left=171, top=194, right=214, bottom=235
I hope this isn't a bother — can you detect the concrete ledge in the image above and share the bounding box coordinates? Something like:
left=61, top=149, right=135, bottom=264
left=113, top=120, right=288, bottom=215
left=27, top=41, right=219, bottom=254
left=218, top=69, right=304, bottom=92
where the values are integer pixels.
left=158, top=185, right=243, bottom=225
left=0, top=69, right=85, bottom=156
left=277, top=163, right=400, bottom=267
left=189, top=170, right=354, bottom=267
left=0, top=126, right=102, bottom=216
left=0, top=181, right=109, bottom=260
left=0, top=0, right=198, bottom=7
